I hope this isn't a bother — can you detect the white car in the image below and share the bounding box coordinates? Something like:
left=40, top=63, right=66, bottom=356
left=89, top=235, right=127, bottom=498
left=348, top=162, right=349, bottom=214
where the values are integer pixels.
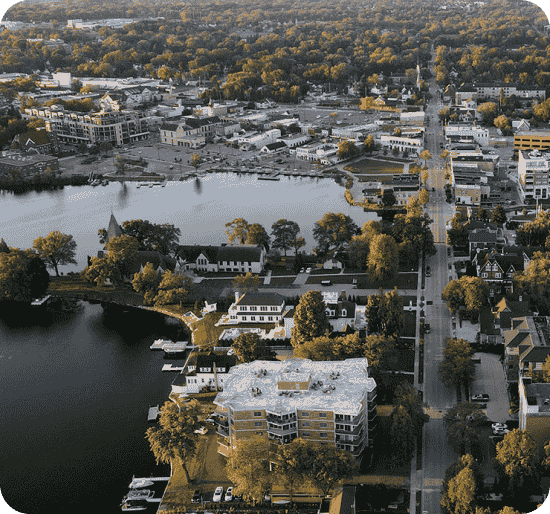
left=305, top=267, right=312, bottom=273
left=493, top=427, right=510, bottom=436
left=224, top=487, right=233, bottom=502
left=491, top=423, right=507, bottom=431
left=194, top=426, right=208, bottom=435
left=213, top=487, right=224, bottom=502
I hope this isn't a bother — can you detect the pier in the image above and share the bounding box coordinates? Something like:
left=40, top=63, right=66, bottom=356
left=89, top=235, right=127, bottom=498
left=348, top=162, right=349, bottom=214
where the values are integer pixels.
left=147, top=405, right=160, bottom=422
left=162, top=364, right=184, bottom=372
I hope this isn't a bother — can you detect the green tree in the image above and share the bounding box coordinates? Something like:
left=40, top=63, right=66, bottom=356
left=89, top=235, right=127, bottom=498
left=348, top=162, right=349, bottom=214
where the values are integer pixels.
left=494, top=115, right=511, bottom=132
left=105, top=234, right=139, bottom=267
left=447, top=214, right=469, bottom=247
left=81, top=256, right=113, bottom=287
left=271, top=219, right=302, bottom=256
left=515, top=253, right=550, bottom=314
left=364, top=134, right=376, bottom=154
left=439, top=338, right=475, bottom=395
left=32, top=231, right=77, bottom=277
left=419, top=188, right=429, bottom=206
left=516, top=209, right=550, bottom=246
left=381, top=189, right=397, bottom=207
left=363, top=334, right=398, bottom=370
left=337, top=140, right=360, bottom=159
left=246, top=223, right=270, bottom=250
left=291, top=290, right=331, bottom=346
left=145, top=399, right=202, bottom=482
left=131, top=262, right=162, bottom=305
left=232, top=332, right=270, bottom=363
left=365, top=288, right=404, bottom=337
left=154, top=271, right=193, bottom=307
left=491, top=205, right=507, bottom=225
left=228, top=434, right=275, bottom=503
left=419, top=149, right=431, bottom=165
left=226, top=218, right=249, bottom=244
left=443, top=402, right=488, bottom=454
left=495, top=429, right=540, bottom=499
left=0, top=248, right=49, bottom=302
left=233, top=272, right=261, bottom=294
left=390, top=405, right=415, bottom=462
left=121, top=220, right=181, bottom=255
left=394, top=383, right=429, bottom=435
left=348, top=233, right=371, bottom=271
left=367, top=233, right=399, bottom=281
left=442, top=276, right=488, bottom=318
left=477, top=102, right=498, bottom=125
left=292, top=334, right=336, bottom=361
left=313, top=212, right=359, bottom=255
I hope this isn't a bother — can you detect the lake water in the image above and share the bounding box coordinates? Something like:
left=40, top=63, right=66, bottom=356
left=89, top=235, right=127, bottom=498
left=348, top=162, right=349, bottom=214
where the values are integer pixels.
left=0, top=173, right=376, bottom=514
left=0, top=173, right=376, bottom=272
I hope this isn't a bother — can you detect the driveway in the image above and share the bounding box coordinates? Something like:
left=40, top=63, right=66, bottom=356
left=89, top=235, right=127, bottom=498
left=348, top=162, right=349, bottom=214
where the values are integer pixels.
left=470, top=353, right=509, bottom=423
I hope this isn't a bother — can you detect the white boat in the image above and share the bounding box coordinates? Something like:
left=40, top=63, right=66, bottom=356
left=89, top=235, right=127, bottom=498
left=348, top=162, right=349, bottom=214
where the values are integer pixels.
left=129, top=477, right=155, bottom=489
left=162, top=341, right=188, bottom=354
left=125, top=489, right=154, bottom=501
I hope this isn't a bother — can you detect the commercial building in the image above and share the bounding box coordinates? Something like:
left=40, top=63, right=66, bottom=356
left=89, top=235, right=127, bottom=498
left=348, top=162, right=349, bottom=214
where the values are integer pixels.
left=24, top=107, right=149, bottom=146
left=514, top=131, right=550, bottom=151
left=160, top=116, right=222, bottom=148
left=517, top=149, right=550, bottom=202
left=362, top=174, right=420, bottom=206
left=445, top=124, right=489, bottom=147
left=379, top=134, right=423, bottom=156
left=0, top=153, right=59, bottom=178
left=213, top=357, right=378, bottom=460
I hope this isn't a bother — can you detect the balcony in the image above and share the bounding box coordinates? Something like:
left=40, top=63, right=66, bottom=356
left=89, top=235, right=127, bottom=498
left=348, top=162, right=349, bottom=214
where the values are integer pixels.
left=217, top=425, right=229, bottom=437
left=266, top=413, right=296, bottom=424
left=335, top=412, right=363, bottom=425
left=267, top=425, right=298, bottom=436
left=335, top=423, right=363, bottom=436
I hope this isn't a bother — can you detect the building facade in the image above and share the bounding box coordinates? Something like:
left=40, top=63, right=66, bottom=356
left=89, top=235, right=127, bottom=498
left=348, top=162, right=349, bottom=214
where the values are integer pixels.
left=213, top=358, right=378, bottom=461
left=518, top=149, right=550, bottom=202
left=0, top=153, right=59, bottom=178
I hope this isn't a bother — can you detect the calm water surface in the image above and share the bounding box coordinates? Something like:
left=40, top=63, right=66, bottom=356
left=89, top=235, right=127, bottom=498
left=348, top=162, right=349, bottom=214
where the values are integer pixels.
left=0, top=173, right=375, bottom=514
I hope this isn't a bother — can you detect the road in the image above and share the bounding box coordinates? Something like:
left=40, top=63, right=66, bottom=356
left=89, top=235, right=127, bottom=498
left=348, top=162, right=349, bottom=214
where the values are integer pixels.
left=415, top=47, right=461, bottom=514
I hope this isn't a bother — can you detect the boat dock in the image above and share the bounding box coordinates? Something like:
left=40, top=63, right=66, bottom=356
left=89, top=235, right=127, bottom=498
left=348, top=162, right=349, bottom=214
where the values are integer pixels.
left=147, top=405, right=160, bottom=422
left=162, top=364, right=184, bottom=372
left=150, top=339, right=173, bottom=350
left=162, top=341, right=188, bottom=354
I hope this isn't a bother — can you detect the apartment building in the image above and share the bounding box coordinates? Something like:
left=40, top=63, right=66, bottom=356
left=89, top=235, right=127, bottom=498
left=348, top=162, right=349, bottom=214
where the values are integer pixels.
left=517, top=149, right=550, bottom=202
left=445, top=124, right=489, bottom=147
left=212, top=358, right=378, bottom=461
left=24, top=107, right=149, bottom=146
left=456, top=83, right=546, bottom=103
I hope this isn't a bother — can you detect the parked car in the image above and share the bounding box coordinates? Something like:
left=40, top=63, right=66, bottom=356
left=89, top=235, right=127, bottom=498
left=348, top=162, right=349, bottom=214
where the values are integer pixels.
left=213, top=487, right=224, bottom=502
left=491, top=423, right=507, bottom=431
left=192, top=490, right=202, bottom=503
left=424, top=323, right=431, bottom=334
left=194, top=426, right=208, bottom=435
left=305, top=267, right=312, bottom=273
left=225, top=487, right=233, bottom=502
left=493, top=427, right=510, bottom=436
left=472, top=394, right=489, bottom=402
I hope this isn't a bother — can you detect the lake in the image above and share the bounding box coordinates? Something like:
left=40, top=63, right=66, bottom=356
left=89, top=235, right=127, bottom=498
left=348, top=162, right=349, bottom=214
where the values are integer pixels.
left=0, top=173, right=376, bottom=272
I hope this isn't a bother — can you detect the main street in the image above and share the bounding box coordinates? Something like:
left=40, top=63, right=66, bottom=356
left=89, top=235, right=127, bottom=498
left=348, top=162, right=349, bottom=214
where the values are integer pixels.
left=414, top=49, right=460, bottom=514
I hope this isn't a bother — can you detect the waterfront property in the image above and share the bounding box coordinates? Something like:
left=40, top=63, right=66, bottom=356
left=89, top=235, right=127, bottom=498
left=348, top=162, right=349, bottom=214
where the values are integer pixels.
left=0, top=152, right=59, bottom=178
left=176, top=244, right=267, bottom=274
left=212, top=357, right=378, bottom=460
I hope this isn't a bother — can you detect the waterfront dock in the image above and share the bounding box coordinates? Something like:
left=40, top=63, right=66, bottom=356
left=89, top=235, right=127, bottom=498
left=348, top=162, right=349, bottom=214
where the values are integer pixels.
left=150, top=339, right=173, bottom=350
left=147, top=405, right=160, bottom=422
left=162, top=364, right=184, bottom=372
left=162, top=341, right=188, bottom=354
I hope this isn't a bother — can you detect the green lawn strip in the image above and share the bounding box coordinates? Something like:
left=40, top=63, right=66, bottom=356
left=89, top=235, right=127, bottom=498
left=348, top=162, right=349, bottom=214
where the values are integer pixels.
left=264, top=277, right=297, bottom=286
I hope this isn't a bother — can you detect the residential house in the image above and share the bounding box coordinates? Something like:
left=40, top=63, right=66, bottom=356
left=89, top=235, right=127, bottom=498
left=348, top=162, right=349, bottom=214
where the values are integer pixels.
left=518, top=376, right=550, bottom=448
left=228, top=292, right=287, bottom=325
left=212, top=358, right=378, bottom=460
left=176, top=244, right=267, bottom=274
left=171, top=352, right=238, bottom=395
left=492, top=297, right=532, bottom=330
left=473, top=249, right=525, bottom=296
left=11, top=129, right=59, bottom=155
left=322, top=291, right=357, bottom=333
left=468, top=228, right=498, bottom=256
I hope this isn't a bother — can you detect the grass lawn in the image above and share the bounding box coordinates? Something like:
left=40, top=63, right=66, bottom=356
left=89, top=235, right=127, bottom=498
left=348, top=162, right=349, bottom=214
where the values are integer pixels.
left=190, top=312, right=225, bottom=346
left=263, top=276, right=297, bottom=287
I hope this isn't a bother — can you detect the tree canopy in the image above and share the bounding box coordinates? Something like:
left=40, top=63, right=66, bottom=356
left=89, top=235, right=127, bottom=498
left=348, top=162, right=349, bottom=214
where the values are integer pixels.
left=32, top=231, right=77, bottom=277
left=0, top=246, right=49, bottom=302
left=291, top=290, right=331, bottom=346
left=438, top=337, right=475, bottom=394
left=313, top=212, right=359, bottom=256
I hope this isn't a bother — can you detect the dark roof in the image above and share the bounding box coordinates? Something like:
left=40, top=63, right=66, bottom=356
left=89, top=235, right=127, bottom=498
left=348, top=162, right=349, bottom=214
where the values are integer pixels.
left=522, top=346, right=550, bottom=363
left=264, top=141, right=287, bottom=150
left=160, top=123, right=179, bottom=132
left=122, top=251, right=175, bottom=277
left=177, top=245, right=220, bottom=263
left=184, top=116, right=221, bottom=129
left=196, top=353, right=237, bottom=369
left=236, top=292, right=286, bottom=306
left=506, top=331, right=531, bottom=348
left=218, top=245, right=263, bottom=262
left=105, top=214, right=122, bottom=244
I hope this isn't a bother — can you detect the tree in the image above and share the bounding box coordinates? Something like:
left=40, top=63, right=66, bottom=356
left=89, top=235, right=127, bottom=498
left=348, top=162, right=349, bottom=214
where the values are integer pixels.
left=132, top=262, right=162, bottom=305
left=271, top=219, right=302, bottom=256
left=495, top=429, right=540, bottom=498
left=447, top=214, right=469, bottom=247
left=337, top=140, right=360, bottom=159
left=291, top=290, right=331, bottom=346
left=190, top=152, right=201, bottom=170
left=154, top=271, right=193, bottom=307
left=145, top=400, right=202, bottom=482
left=441, top=455, right=483, bottom=514
left=232, top=332, right=270, bottom=362
left=494, top=115, right=511, bottom=132
left=313, top=213, right=359, bottom=255
left=390, top=405, right=415, bottom=462
left=348, top=233, right=371, bottom=271
left=419, top=149, right=431, bottom=165
left=443, top=402, right=488, bottom=454
left=364, top=134, right=376, bottom=154
left=439, top=338, right=475, bottom=394
left=394, top=383, right=429, bottom=435
left=367, top=234, right=399, bottom=281
left=121, top=220, right=181, bottom=255
left=32, top=231, right=77, bottom=277
left=365, top=288, right=404, bottom=337
left=491, top=205, right=507, bottom=225
left=228, top=434, right=275, bottom=503
left=233, top=272, right=261, bottom=294
left=81, top=256, right=113, bottom=287
left=363, top=334, right=398, bottom=371
left=226, top=218, right=249, bottom=244
left=442, top=276, right=489, bottom=318
left=246, top=223, right=270, bottom=250
left=105, top=234, right=139, bottom=267
left=418, top=188, right=429, bottom=206
left=477, top=102, right=498, bottom=125
left=0, top=247, right=49, bottom=302
left=381, top=189, right=397, bottom=207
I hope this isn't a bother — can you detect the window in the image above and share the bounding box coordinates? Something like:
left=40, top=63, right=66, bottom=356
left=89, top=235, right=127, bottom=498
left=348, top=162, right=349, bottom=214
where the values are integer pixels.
left=242, top=316, right=247, bottom=321
left=319, top=412, right=327, bottom=418
left=250, top=306, right=257, bottom=311
left=302, top=421, right=310, bottom=427
left=260, top=306, right=268, bottom=311
left=320, top=422, right=328, bottom=428
left=320, top=432, right=328, bottom=438
left=250, top=316, right=256, bottom=321
left=254, top=411, right=262, bottom=417
left=301, top=411, right=310, bottom=417
left=254, top=421, right=263, bottom=427
left=268, top=316, right=273, bottom=321
left=302, top=432, right=311, bottom=437
left=260, top=316, right=264, bottom=321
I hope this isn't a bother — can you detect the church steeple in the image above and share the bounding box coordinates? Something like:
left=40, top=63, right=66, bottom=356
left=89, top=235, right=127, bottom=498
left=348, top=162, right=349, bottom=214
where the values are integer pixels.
left=105, top=213, right=122, bottom=245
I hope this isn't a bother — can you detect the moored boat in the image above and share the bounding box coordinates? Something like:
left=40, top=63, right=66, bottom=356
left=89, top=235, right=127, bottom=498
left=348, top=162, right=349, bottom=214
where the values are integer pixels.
left=121, top=499, right=148, bottom=511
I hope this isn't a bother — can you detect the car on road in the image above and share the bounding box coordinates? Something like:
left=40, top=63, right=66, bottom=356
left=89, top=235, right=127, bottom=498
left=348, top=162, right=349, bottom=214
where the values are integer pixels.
left=194, top=426, right=208, bottom=435
left=225, top=487, right=233, bottom=502
left=192, top=490, right=202, bottom=503
left=213, top=487, right=224, bottom=502
left=424, top=323, right=431, bottom=334
left=472, top=393, right=489, bottom=402
left=305, top=267, right=312, bottom=273
left=491, top=423, right=507, bottom=431
left=300, top=268, right=305, bottom=273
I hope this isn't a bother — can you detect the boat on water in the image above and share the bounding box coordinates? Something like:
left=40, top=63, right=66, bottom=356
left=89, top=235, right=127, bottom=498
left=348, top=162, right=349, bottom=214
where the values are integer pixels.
left=129, top=477, right=155, bottom=489
left=124, top=489, right=154, bottom=501
left=162, top=341, right=188, bottom=354
left=121, top=499, right=149, bottom=511
left=147, top=405, right=160, bottom=422
left=150, top=338, right=173, bottom=350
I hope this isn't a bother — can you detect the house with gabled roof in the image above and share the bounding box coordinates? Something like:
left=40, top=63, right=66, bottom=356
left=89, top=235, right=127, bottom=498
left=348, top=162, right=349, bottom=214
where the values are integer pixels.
left=474, top=249, right=525, bottom=296
left=11, top=128, right=59, bottom=155
left=228, top=291, right=287, bottom=325
left=493, top=297, right=532, bottom=330
left=176, top=244, right=267, bottom=274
